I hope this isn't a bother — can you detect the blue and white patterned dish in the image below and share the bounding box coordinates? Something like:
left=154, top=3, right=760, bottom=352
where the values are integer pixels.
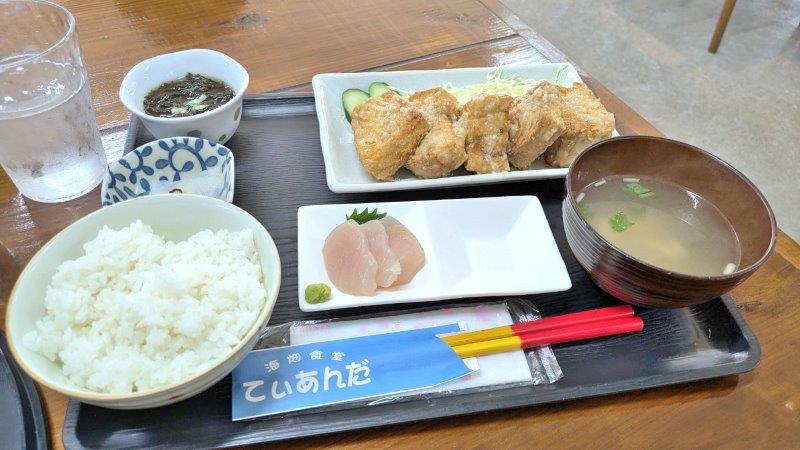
left=101, top=137, right=234, bottom=207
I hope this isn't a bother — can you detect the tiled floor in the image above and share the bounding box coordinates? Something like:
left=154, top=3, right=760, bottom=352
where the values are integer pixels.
left=504, top=0, right=800, bottom=241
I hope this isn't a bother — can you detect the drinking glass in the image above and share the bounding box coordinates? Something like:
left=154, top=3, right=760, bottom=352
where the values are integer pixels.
left=0, top=0, right=107, bottom=202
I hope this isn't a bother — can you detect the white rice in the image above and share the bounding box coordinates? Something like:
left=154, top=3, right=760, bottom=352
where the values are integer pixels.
left=23, top=221, right=267, bottom=394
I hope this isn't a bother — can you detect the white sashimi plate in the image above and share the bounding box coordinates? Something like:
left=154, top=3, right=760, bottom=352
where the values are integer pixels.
left=311, top=63, right=618, bottom=193
left=297, top=196, right=571, bottom=312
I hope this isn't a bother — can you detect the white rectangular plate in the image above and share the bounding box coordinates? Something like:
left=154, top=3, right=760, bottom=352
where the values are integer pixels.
left=311, top=63, right=615, bottom=193
left=297, top=196, right=571, bottom=312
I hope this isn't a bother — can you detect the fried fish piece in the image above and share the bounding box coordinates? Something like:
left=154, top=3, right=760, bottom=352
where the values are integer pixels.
left=408, top=87, right=460, bottom=123
left=406, top=118, right=467, bottom=179
left=351, top=92, right=429, bottom=180
left=462, top=94, right=513, bottom=174
left=406, top=88, right=466, bottom=179
left=544, top=82, right=614, bottom=168
left=507, top=81, right=566, bottom=169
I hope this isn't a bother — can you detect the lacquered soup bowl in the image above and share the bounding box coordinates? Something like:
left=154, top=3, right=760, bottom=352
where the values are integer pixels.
left=563, top=136, right=776, bottom=308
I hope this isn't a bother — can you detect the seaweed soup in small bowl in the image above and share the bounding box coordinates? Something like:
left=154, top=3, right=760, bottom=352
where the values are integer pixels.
left=576, top=174, right=740, bottom=277
left=119, top=49, right=249, bottom=144
left=143, top=73, right=235, bottom=118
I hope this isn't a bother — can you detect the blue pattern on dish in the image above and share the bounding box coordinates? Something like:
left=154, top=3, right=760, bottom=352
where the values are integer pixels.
left=101, top=137, right=234, bottom=207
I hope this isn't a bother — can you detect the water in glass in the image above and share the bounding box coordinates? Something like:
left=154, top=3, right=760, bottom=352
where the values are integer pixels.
left=0, top=1, right=107, bottom=202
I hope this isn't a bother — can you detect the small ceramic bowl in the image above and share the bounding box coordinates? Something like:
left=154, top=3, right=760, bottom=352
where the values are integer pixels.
left=119, top=49, right=248, bottom=144
left=563, top=136, right=776, bottom=308
left=101, top=137, right=234, bottom=207
left=5, top=194, right=281, bottom=409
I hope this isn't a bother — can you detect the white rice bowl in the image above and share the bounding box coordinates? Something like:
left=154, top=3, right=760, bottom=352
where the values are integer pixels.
left=23, top=220, right=267, bottom=394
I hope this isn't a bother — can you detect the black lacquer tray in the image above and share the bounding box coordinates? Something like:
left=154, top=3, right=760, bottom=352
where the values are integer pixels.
left=1, top=332, right=47, bottom=450
left=62, top=94, right=760, bottom=449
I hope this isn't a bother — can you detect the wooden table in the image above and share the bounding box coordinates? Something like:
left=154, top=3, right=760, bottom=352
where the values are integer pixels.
left=1, top=1, right=798, bottom=448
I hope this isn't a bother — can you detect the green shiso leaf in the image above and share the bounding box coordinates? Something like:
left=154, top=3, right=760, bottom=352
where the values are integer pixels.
left=345, top=207, right=387, bottom=224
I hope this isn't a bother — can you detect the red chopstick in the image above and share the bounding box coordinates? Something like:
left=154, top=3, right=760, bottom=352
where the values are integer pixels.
left=450, top=316, right=644, bottom=358
left=443, top=305, right=635, bottom=346
left=511, top=304, right=634, bottom=335
left=517, top=316, right=644, bottom=348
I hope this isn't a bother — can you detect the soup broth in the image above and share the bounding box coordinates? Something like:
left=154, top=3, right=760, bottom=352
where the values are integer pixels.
left=577, top=175, right=741, bottom=277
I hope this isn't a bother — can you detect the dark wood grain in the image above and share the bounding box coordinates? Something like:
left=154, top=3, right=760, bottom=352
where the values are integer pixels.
left=61, top=0, right=516, bottom=129
left=0, top=0, right=797, bottom=448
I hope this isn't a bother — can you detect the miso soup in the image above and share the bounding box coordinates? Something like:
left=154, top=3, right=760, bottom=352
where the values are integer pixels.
left=577, top=175, right=741, bottom=277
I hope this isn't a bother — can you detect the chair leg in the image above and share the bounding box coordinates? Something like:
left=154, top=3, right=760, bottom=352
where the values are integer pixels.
left=709, top=0, right=737, bottom=53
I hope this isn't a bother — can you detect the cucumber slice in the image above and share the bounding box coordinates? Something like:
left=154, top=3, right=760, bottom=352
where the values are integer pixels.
left=342, top=89, right=369, bottom=123
left=368, top=82, right=392, bottom=97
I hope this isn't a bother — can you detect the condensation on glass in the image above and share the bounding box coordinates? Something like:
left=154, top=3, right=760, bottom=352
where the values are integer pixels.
left=0, top=0, right=107, bottom=202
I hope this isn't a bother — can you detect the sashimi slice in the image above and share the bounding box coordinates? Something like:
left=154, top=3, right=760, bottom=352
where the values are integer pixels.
left=380, top=216, right=426, bottom=285
left=360, top=220, right=401, bottom=287
left=322, top=220, right=378, bottom=296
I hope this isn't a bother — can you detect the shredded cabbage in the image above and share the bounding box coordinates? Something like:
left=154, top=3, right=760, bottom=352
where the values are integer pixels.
left=391, top=64, right=570, bottom=103
left=443, top=64, right=570, bottom=103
